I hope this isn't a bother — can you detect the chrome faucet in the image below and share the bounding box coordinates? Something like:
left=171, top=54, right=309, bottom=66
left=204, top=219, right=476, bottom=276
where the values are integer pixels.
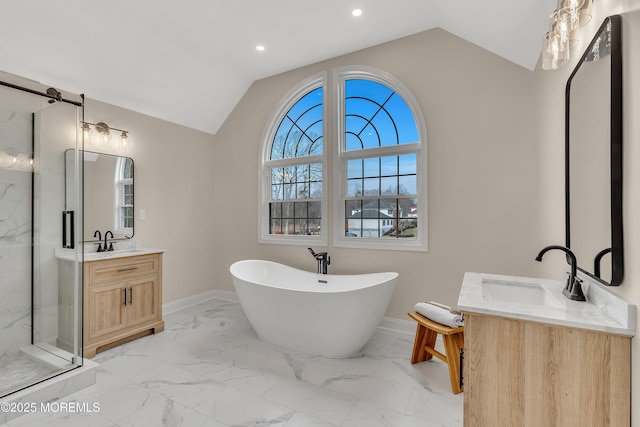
left=308, top=247, right=330, bottom=274
left=535, top=245, right=585, bottom=301
left=104, top=230, right=114, bottom=252
left=94, top=230, right=104, bottom=252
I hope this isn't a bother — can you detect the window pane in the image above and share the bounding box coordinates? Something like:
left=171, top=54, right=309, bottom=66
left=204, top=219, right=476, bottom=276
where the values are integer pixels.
left=295, top=219, right=308, bottom=235
left=399, top=154, right=417, bottom=175
left=386, top=94, right=419, bottom=144
left=380, top=177, right=397, bottom=195
left=363, top=177, right=379, bottom=196
left=270, top=219, right=281, bottom=234
left=347, top=179, right=362, bottom=197
left=308, top=201, right=321, bottom=218
left=282, top=202, right=294, bottom=219
left=399, top=175, right=416, bottom=195
left=272, top=184, right=283, bottom=200
left=345, top=79, right=419, bottom=151
left=380, top=156, right=398, bottom=176
left=363, top=158, right=379, bottom=177
left=294, top=202, right=307, bottom=217
left=123, top=184, right=133, bottom=205
left=270, top=202, right=281, bottom=217
left=347, top=159, right=362, bottom=179
left=123, top=158, right=133, bottom=179
left=271, top=87, right=323, bottom=160
left=121, top=207, right=133, bottom=228
left=345, top=200, right=363, bottom=237
left=309, top=182, right=322, bottom=198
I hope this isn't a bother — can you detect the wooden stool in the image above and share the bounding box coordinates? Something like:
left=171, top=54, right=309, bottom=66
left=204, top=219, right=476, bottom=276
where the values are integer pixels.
left=408, top=311, right=464, bottom=394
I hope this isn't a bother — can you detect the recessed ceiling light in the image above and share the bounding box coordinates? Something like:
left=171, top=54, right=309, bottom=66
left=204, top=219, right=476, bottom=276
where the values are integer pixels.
left=256, top=45, right=265, bottom=52
left=351, top=8, right=363, bottom=17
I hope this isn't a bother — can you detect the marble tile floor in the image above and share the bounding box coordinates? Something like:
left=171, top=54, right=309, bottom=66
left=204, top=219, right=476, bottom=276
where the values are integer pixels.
left=0, top=354, right=60, bottom=397
left=1, top=298, right=463, bottom=426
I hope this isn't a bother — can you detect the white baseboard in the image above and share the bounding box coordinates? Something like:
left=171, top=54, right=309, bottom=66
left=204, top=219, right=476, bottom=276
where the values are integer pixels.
left=163, top=289, right=413, bottom=335
left=162, top=289, right=239, bottom=315
left=379, top=317, right=416, bottom=336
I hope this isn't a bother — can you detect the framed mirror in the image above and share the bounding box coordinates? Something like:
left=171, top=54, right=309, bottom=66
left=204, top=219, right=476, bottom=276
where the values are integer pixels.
left=65, top=149, right=134, bottom=241
left=566, top=15, right=622, bottom=285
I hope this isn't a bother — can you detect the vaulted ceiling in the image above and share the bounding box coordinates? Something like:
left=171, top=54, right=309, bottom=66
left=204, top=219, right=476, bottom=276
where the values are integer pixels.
left=0, top=0, right=555, bottom=134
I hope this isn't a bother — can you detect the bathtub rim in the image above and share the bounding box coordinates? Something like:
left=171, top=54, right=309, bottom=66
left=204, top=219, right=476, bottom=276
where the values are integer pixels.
left=229, top=259, right=398, bottom=293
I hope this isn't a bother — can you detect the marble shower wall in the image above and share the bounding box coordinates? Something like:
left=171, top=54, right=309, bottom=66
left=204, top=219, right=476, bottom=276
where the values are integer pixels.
left=0, top=108, right=33, bottom=357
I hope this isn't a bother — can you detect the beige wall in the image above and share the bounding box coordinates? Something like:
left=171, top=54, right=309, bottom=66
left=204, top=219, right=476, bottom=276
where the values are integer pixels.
left=534, top=1, right=640, bottom=423
left=84, top=98, right=217, bottom=303
left=212, top=28, right=538, bottom=317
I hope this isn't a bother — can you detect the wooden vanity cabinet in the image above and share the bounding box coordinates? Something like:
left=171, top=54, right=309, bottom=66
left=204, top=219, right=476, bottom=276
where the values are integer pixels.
left=84, top=253, right=164, bottom=358
left=463, top=313, right=631, bottom=427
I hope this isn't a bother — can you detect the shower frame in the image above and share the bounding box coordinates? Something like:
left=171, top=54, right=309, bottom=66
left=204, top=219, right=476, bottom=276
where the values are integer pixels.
left=0, top=76, right=84, bottom=397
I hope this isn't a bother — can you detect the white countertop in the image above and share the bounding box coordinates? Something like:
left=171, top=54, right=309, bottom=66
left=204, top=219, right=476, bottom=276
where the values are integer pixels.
left=457, top=271, right=635, bottom=337
left=55, top=247, right=165, bottom=262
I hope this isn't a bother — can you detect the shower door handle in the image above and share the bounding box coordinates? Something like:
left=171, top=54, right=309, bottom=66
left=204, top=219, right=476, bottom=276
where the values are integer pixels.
left=123, top=288, right=127, bottom=305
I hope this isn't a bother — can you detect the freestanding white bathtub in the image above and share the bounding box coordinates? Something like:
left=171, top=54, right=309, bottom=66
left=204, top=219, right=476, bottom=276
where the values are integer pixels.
left=229, top=259, right=398, bottom=358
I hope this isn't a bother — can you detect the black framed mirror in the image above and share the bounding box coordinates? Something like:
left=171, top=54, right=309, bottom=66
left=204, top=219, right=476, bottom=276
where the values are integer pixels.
left=566, top=15, right=622, bottom=285
left=65, top=149, right=134, bottom=242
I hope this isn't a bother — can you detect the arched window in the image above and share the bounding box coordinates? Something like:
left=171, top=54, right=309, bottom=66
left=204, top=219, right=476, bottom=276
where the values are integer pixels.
left=334, top=67, right=426, bottom=251
left=260, top=67, right=426, bottom=251
left=259, top=73, right=327, bottom=245
left=115, top=156, right=133, bottom=234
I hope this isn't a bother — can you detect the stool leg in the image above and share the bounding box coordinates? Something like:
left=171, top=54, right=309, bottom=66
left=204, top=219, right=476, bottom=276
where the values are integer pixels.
left=422, top=328, right=437, bottom=361
left=443, top=333, right=464, bottom=394
left=411, top=324, right=426, bottom=364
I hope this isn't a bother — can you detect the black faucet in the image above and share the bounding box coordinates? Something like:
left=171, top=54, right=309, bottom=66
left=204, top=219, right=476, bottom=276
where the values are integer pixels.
left=308, top=247, right=330, bottom=274
left=104, top=230, right=114, bottom=252
left=94, top=230, right=104, bottom=252
left=535, top=245, right=585, bottom=301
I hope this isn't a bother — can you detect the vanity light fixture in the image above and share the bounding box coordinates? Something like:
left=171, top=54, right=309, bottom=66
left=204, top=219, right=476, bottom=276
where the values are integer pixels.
left=541, top=0, right=593, bottom=70
left=0, top=148, right=34, bottom=171
left=81, top=121, right=131, bottom=153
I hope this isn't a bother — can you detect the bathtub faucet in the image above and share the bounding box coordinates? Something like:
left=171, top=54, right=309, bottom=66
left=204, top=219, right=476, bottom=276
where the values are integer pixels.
left=308, top=248, right=330, bottom=274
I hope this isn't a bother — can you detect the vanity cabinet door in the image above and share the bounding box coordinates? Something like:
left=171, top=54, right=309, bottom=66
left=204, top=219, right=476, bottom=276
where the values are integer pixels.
left=127, top=276, right=160, bottom=328
left=88, top=282, right=127, bottom=340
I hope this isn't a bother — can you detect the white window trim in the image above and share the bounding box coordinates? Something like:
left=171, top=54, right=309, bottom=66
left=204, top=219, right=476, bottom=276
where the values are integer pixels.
left=258, top=72, right=328, bottom=246
left=332, top=66, right=428, bottom=252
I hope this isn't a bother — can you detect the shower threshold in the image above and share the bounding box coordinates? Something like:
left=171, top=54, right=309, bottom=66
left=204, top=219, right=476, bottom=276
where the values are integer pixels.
left=1, top=344, right=79, bottom=398
left=0, top=345, right=97, bottom=424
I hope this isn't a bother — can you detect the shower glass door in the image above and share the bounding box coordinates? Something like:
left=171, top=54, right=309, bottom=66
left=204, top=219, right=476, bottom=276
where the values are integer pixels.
left=0, top=73, right=83, bottom=398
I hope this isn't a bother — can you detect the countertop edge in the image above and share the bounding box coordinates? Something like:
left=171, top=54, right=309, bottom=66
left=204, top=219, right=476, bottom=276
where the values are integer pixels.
left=458, top=304, right=635, bottom=337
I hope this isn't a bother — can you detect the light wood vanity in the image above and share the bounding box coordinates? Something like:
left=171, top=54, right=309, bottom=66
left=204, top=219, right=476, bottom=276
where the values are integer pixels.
left=83, top=251, right=164, bottom=358
left=458, top=272, right=634, bottom=427
left=57, top=249, right=165, bottom=358
left=463, top=312, right=630, bottom=426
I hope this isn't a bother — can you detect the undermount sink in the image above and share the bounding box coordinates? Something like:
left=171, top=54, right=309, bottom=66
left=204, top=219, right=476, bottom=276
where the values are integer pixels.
left=481, top=279, right=563, bottom=308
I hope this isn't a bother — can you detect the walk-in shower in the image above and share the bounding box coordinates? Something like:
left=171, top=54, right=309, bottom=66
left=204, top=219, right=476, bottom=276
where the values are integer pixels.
left=0, top=72, right=83, bottom=398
